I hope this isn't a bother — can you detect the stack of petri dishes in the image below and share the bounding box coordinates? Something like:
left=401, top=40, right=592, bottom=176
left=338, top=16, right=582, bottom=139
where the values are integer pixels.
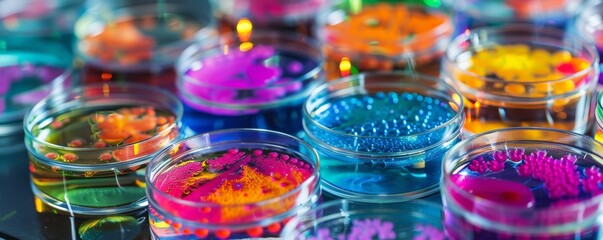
left=24, top=83, right=184, bottom=239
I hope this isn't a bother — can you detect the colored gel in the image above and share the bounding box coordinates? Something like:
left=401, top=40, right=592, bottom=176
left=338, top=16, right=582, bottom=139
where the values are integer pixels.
left=444, top=27, right=597, bottom=135
left=154, top=148, right=313, bottom=222
left=447, top=147, right=603, bottom=239
left=150, top=147, right=317, bottom=239
left=311, top=91, right=458, bottom=196
left=183, top=45, right=316, bottom=115
left=457, top=44, right=588, bottom=92
left=179, top=37, right=322, bottom=136
left=79, top=15, right=201, bottom=66
left=320, top=2, right=453, bottom=79
left=76, top=1, right=212, bottom=92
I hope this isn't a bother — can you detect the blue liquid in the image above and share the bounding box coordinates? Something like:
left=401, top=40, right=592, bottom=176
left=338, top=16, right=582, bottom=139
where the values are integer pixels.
left=182, top=103, right=304, bottom=136
left=310, top=92, right=460, bottom=197
left=181, top=50, right=319, bottom=136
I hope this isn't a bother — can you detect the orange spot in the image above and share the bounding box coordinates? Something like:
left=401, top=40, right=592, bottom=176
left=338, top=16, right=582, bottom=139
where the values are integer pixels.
left=215, top=229, right=231, bottom=239
left=50, top=121, right=63, bottom=129
left=45, top=152, right=58, bottom=160
left=101, top=73, right=113, bottom=81
left=205, top=166, right=305, bottom=221
left=247, top=226, right=264, bottom=237
left=182, top=228, right=191, bottom=234
left=63, top=153, right=78, bottom=162
left=157, top=116, right=167, bottom=125
left=68, top=139, right=83, bottom=148
left=194, top=229, right=209, bottom=238
left=267, top=223, right=281, bottom=233
left=99, top=153, right=112, bottom=161
left=172, top=222, right=182, bottom=229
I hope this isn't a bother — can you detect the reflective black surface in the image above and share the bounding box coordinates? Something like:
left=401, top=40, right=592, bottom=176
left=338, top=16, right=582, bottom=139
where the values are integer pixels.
left=0, top=133, right=44, bottom=239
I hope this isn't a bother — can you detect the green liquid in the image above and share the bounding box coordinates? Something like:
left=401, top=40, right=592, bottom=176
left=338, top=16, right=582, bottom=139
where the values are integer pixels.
left=30, top=105, right=177, bottom=210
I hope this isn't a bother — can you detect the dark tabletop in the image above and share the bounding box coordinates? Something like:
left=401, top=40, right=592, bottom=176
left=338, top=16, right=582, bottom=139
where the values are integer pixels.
left=0, top=133, right=45, bottom=239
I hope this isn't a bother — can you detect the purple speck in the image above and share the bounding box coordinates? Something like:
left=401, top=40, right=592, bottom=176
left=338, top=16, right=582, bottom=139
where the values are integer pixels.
left=232, top=182, right=243, bottom=190
left=288, top=61, right=303, bottom=74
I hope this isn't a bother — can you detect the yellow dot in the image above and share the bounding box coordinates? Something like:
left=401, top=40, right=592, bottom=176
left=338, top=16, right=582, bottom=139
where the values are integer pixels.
left=459, top=73, right=484, bottom=88
left=595, top=133, right=603, bottom=143
left=496, top=69, right=517, bottom=81
left=236, top=18, right=253, bottom=35
left=557, top=111, right=568, bottom=119
left=531, top=62, right=551, bottom=75
left=553, top=80, right=575, bottom=94
left=468, top=66, right=487, bottom=76
left=516, top=72, right=534, bottom=82
left=412, top=161, right=425, bottom=169
left=339, top=57, right=352, bottom=73
left=533, top=83, right=552, bottom=93
left=571, top=58, right=590, bottom=71
left=551, top=50, right=573, bottom=65
left=509, top=44, right=530, bottom=54
left=239, top=42, right=253, bottom=52
left=504, top=83, right=525, bottom=95
left=472, top=51, right=491, bottom=68
left=531, top=48, right=551, bottom=63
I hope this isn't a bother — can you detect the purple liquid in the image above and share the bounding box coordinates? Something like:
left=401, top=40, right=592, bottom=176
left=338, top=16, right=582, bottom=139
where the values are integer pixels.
left=0, top=64, right=64, bottom=115
left=180, top=44, right=319, bottom=135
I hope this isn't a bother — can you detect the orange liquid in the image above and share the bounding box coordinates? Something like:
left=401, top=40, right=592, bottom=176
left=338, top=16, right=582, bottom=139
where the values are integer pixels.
left=462, top=94, right=593, bottom=135
left=322, top=3, right=452, bottom=80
